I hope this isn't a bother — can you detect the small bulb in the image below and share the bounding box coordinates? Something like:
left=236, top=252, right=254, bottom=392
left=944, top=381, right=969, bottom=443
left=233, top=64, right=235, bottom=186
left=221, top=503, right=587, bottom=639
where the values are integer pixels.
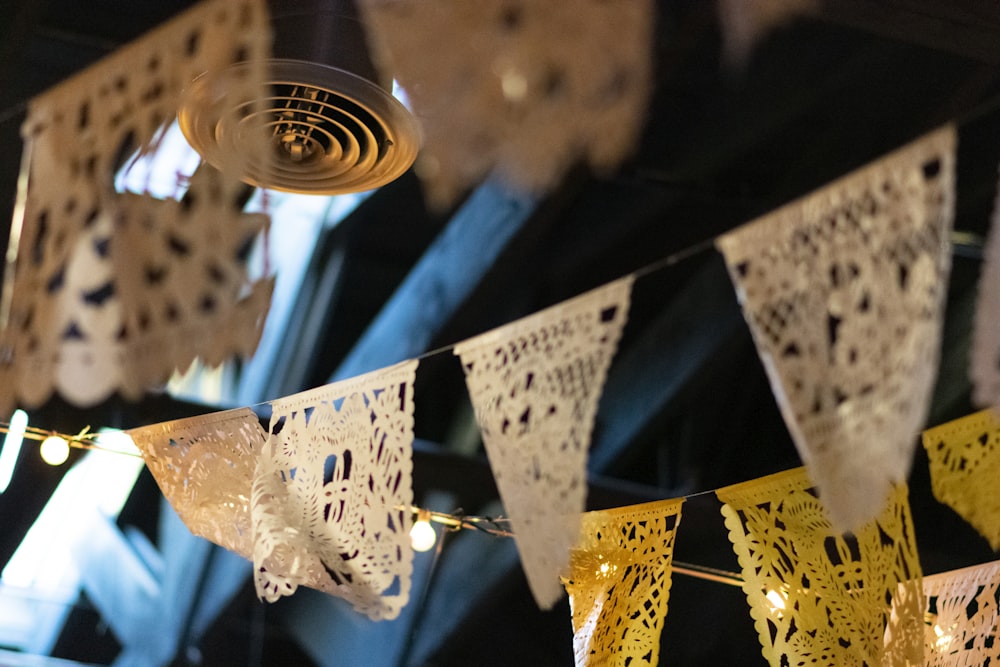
left=765, top=589, right=787, bottom=615
left=933, top=624, right=952, bottom=649
left=40, top=436, right=70, bottom=466
left=410, top=519, right=437, bottom=552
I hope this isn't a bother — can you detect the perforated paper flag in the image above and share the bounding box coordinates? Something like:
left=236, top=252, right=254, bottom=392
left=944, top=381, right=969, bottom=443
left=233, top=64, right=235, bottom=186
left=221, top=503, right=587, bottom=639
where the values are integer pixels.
left=129, top=407, right=266, bottom=559
left=455, top=277, right=633, bottom=609
left=970, top=169, right=1000, bottom=409
left=716, top=126, right=956, bottom=531
left=922, top=410, right=1000, bottom=550
left=563, top=498, right=683, bottom=667
left=0, top=0, right=272, bottom=415
left=920, top=560, right=1000, bottom=665
left=361, top=0, right=654, bottom=206
left=252, top=360, right=418, bottom=620
left=717, top=467, right=923, bottom=667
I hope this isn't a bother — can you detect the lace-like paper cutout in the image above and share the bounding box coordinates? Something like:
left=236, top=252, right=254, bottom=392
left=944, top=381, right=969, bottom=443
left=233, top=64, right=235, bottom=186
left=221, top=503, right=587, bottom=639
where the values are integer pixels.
left=922, top=410, right=1000, bottom=550
left=252, top=360, right=418, bottom=620
left=361, top=0, right=654, bottom=207
left=562, top=499, right=683, bottom=667
left=717, top=0, right=815, bottom=65
left=128, top=407, right=265, bottom=559
left=970, top=171, right=1000, bottom=409
left=453, top=277, right=633, bottom=610
left=717, top=467, right=924, bottom=667
left=112, top=192, right=274, bottom=398
left=0, top=0, right=272, bottom=414
left=920, top=560, right=1000, bottom=664
left=716, top=126, right=956, bottom=531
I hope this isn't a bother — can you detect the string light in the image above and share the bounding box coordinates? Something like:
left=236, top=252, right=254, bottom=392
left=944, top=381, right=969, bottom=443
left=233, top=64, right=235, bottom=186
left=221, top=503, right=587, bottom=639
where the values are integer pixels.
left=933, top=622, right=953, bottom=650
left=39, top=435, right=70, bottom=466
left=765, top=588, right=788, bottom=617
left=409, top=511, right=437, bottom=552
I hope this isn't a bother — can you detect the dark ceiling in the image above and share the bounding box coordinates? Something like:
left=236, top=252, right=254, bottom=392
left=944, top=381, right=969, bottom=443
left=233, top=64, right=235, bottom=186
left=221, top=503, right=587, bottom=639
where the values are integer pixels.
left=3, top=1, right=1000, bottom=665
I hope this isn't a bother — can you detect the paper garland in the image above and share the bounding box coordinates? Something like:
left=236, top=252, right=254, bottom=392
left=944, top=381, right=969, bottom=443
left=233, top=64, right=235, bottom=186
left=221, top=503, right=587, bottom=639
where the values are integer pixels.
left=921, top=560, right=1000, bottom=664
left=360, top=0, right=654, bottom=207
left=454, top=277, right=633, bottom=609
left=0, top=0, right=273, bottom=416
left=716, top=126, right=957, bottom=532
left=251, top=360, right=418, bottom=621
left=716, top=0, right=815, bottom=66
left=562, top=498, right=683, bottom=667
left=970, top=167, right=1000, bottom=409
left=922, top=409, right=1000, bottom=550
left=128, top=407, right=266, bottom=560
left=717, top=467, right=924, bottom=667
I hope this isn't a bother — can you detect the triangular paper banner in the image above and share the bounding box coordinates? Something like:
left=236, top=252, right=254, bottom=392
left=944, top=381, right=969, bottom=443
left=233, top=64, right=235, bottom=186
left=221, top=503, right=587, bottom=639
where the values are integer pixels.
left=920, top=560, right=1000, bottom=664
left=562, top=498, right=683, bottom=667
left=717, top=467, right=924, bottom=667
left=252, top=360, right=418, bottom=620
left=128, top=407, right=266, bottom=559
left=454, top=277, right=633, bottom=609
left=716, top=126, right=956, bottom=530
left=0, top=0, right=272, bottom=415
left=970, top=170, right=1000, bottom=409
left=361, top=0, right=654, bottom=207
left=717, top=0, right=814, bottom=66
left=922, top=410, right=1000, bottom=550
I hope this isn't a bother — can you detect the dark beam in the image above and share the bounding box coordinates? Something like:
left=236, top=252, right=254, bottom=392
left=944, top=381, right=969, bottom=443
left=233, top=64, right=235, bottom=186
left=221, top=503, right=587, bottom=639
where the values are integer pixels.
left=331, top=179, right=536, bottom=381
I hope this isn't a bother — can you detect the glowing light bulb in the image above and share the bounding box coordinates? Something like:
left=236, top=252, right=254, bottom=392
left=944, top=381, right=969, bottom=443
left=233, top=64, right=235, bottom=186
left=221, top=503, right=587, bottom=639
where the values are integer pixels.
left=765, top=589, right=787, bottom=616
left=39, top=436, right=70, bottom=466
left=410, top=519, right=437, bottom=552
left=933, top=624, right=952, bottom=650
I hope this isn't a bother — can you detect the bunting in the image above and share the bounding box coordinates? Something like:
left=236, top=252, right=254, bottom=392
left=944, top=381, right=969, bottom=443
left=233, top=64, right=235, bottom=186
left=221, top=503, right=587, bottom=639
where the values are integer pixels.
left=716, top=0, right=815, bottom=66
left=454, top=277, right=633, bottom=609
left=970, top=169, right=1000, bottom=409
left=251, top=360, right=418, bottom=621
left=921, top=409, right=1000, bottom=550
left=0, top=0, right=273, bottom=416
left=127, top=407, right=266, bottom=559
left=716, top=126, right=957, bottom=531
left=360, top=0, right=655, bottom=207
left=717, top=467, right=924, bottom=667
left=920, top=560, right=1000, bottom=664
left=562, top=498, right=683, bottom=667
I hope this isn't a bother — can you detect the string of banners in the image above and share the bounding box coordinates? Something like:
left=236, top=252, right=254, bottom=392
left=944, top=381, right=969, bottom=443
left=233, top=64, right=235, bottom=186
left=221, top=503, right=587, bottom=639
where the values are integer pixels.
left=4, top=0, right=1000, bottom=664
left=114, top=125, right=1000, bottom=666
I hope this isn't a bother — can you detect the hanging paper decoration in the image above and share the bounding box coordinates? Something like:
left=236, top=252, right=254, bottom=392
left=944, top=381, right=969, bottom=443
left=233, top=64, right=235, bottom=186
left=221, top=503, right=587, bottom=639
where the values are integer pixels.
left=922, top=410, right=1000, bottom=550
left=970, top=170, right=1000, bottom=409
left=111, top=192, right=274, bottom=398
left=920, top=560, right=1000, bottom=664
left=360, top=0, right=655, bottom=207
left=454, top=277, right=633, bottom=610
left=717, top=467, right=924, bottom=667
left=716, top=126, right=957, bottom=531
left=562, top=498, right=684, bottom=667
left=128, top=407, right=266, bottom=559
left=716, top=0, right=815, bottom=66
left=0, top=0, right=273, bottom=416
left=251, top=360, right=418, bottom=621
